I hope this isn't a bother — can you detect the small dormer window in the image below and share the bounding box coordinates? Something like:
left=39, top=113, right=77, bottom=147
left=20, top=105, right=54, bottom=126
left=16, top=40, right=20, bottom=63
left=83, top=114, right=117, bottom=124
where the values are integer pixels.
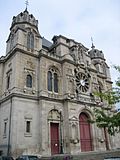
left=27, top=32, right=34, bottom=50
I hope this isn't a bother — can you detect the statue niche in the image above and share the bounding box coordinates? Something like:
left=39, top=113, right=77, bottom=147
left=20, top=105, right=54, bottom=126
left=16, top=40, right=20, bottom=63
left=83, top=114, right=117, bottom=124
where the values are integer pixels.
left=70, top=45, right=85, bottom=65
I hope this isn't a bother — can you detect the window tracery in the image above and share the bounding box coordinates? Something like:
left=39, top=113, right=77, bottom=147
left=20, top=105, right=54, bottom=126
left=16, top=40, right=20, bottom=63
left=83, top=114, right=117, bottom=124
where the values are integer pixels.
left=47, top=68, right=58, bottom=93
left=27, top=32, right=34, bottom=49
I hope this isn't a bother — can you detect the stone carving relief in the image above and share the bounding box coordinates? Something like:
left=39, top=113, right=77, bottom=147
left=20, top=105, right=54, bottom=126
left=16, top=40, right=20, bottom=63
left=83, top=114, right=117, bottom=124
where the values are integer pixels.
left=48, top=109, right=61, bottom=121
left=70, top=44, right=86, bottom=65
left=69, top=116, right=79, bottom=144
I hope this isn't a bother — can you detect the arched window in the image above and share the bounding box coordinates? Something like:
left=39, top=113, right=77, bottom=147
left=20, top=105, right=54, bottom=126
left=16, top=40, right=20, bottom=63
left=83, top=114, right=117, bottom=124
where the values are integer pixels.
left=98, top=81, right=103, bottom=101
left=7, top=75, right=10, bottom=89
left=10, top=34, right=14, bottom=50
left=47, top=68, right=58, bottom=93
left=27, top=32, right=34, bottom=49
left=102, top=63, right=107, bottom=75
left=26, top=75, right=32, bottom=88
left=54, top=73, right=58, bottom=92
left=48, top=71, right=52, bottom=91
left=31, top=33, right=34, bottom=49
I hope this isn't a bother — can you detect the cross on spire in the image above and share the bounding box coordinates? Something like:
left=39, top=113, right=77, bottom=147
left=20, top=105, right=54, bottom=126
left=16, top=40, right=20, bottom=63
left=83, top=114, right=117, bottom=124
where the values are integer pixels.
left=25, top=0, right=29, bottom=10
left=91, top=37, right=95, bottom=49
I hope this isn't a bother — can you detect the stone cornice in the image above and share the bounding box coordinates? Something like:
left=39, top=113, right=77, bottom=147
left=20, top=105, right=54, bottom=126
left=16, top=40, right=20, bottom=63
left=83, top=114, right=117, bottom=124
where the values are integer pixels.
left=0, top=92, right=96, bottom=106
left=0, top=93, right=38, bottom=104
left=0, top=46, right=39, bottom=63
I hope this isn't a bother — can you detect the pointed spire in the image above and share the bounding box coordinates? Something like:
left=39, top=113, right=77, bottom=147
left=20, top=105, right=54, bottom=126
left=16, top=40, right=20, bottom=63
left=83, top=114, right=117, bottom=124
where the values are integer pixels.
left=91, top=37, right=95, bottom=49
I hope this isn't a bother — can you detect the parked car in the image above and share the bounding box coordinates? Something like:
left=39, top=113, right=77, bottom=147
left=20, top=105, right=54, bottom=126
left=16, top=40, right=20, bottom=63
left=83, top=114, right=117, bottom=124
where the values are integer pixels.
left=104, top=158, right=120, bottom=160
left=16, top=155, right=40, bottom=160
left=0, top=156, right=14, bottom=160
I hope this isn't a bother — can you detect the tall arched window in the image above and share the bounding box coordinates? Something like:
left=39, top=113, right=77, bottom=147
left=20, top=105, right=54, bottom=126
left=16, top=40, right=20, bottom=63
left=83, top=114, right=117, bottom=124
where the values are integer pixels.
left=47, top=68, right=58, bottom=93
left=48, top=71, right=52, bottom=91
left=26, top=74, right=32, bottom=88
left=102, top=63, right=107, bottom=75
left=98, top=82, right=103, bottom=102
left=27, top=32, right=34, bottom=49
left=10, top=34, right=14, bottom=50
left=54, top=73, right=58, bottom=93
left=7, top=75, right=10, bottom=89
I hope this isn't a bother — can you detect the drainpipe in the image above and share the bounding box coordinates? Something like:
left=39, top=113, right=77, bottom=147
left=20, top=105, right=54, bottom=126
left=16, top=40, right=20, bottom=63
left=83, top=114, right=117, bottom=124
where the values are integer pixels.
left=59, top=110, right=63, bottom=154
left=7, top=96, right=12, bottom=156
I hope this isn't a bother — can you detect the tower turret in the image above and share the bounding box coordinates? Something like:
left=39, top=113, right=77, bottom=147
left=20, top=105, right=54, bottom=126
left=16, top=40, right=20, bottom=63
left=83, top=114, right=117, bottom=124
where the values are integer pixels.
left=6, top=9, right=42, bottom=54
left=88, top=44, right=111, bottom=79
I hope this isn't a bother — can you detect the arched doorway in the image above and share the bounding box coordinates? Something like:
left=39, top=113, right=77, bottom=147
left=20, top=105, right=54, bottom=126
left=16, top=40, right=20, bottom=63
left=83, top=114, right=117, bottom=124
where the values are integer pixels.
left=79, top=112, right=93, bottom=151
left=50, top=122, right=59, bottom=155
left=48, top=109, right=63, bottom=155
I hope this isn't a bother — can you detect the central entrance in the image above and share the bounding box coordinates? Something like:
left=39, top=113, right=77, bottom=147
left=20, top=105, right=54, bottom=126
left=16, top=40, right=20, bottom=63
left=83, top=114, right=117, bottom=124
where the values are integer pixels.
left=50, top=122, right=59, bottom=155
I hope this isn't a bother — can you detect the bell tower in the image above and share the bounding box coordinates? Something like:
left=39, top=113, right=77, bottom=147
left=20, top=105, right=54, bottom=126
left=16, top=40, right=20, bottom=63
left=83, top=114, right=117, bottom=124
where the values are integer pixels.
left=6, top=8, right=42, bottom=55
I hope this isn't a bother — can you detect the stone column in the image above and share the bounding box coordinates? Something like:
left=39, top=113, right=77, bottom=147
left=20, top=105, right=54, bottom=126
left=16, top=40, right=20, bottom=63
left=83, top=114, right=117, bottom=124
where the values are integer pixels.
left=63, top=100, right=71, bottom=153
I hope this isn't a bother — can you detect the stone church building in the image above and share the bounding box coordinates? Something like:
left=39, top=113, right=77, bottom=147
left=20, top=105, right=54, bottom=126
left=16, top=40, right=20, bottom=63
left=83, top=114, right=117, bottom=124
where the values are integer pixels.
left=0, top=9, right=119, bottom=157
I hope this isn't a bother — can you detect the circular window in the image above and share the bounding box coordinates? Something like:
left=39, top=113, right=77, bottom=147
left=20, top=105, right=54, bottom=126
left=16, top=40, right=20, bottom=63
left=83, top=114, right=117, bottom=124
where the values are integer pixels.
left=75, top=72, right=89, bottom=93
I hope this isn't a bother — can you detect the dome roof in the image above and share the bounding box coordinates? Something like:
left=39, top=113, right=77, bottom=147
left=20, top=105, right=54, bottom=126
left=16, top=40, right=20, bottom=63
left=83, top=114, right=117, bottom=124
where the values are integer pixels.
left=10, top=9, right=38, bottom=30
left=88, top=44, right=104, bottom=59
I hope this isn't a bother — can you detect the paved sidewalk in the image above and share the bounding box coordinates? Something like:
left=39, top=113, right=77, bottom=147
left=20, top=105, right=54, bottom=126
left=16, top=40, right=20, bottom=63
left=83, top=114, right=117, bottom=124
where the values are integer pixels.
left=41, top=149, right=120, bottom=160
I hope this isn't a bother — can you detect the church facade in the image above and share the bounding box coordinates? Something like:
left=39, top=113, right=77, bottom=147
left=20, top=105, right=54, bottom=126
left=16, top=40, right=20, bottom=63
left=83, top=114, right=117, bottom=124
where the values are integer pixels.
left=0, top=9, right=119, bottom=157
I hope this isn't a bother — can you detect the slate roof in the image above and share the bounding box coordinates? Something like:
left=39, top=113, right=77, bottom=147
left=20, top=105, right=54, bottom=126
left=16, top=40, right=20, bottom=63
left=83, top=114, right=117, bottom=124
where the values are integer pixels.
left=42, top=37, right=53, bottom=49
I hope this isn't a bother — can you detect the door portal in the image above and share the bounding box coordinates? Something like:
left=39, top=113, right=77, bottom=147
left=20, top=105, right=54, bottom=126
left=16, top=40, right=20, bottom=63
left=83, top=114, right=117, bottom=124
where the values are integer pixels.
left=50, top=123, right=59, bottom=155
left=79, top=113, right=93, bottom=151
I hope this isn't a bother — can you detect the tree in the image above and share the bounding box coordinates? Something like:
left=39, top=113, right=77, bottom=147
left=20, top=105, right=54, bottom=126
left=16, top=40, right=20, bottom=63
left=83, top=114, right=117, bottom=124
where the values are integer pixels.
left=91, top=65, right=120, bottom=137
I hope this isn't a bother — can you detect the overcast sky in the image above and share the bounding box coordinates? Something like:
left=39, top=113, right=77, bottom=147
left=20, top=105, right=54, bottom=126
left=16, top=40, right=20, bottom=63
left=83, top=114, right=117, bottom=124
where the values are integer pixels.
left=0, top=0, right=120, bottom=83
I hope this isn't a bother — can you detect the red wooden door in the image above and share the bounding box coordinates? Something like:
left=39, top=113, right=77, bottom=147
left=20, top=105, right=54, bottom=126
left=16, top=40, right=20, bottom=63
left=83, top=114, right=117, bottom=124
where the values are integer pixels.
left=79, top=113, right=93, bottom=151
left=50, top=123, right=59, bottom=155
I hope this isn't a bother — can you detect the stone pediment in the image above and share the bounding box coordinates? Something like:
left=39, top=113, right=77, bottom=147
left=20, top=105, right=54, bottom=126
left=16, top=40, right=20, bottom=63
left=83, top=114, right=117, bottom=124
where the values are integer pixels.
left=69, top=116, right=78, bottom=121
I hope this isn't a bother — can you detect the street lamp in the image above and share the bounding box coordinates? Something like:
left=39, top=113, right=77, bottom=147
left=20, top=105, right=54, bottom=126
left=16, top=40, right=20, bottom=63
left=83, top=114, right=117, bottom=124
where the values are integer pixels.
left=59, top=110, right=63, bottom=154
